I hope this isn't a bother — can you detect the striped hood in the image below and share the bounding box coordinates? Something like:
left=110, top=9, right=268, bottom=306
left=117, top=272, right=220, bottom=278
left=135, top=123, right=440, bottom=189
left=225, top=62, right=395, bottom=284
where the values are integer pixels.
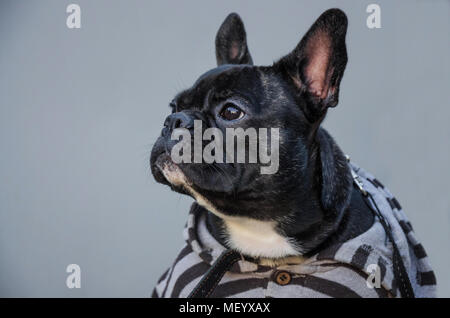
left=152, top=163, right=436, bottom=298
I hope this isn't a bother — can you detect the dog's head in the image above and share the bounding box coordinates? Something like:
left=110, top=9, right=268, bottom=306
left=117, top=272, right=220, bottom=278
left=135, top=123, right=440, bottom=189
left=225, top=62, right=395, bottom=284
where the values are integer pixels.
left=151, top=9, right=349, bottom=223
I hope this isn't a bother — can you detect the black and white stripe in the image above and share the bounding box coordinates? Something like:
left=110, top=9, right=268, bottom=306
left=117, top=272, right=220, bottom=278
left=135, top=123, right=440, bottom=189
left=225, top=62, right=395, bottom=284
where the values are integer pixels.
left=152, top=162, right=436, bottom=298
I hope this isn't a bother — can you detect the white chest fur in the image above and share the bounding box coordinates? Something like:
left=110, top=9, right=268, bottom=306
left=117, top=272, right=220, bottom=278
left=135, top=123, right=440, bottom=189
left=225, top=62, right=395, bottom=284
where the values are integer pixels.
left=223, top=217, right=300, bottom=259
left=161, top=168, right=301, bottom=259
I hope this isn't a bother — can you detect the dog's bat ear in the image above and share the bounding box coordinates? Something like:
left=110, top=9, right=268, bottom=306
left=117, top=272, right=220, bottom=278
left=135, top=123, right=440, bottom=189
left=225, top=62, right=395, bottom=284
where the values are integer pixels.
left=275, top=9, right=348, bottom=122
left=215, top=13, right=253, bottom=66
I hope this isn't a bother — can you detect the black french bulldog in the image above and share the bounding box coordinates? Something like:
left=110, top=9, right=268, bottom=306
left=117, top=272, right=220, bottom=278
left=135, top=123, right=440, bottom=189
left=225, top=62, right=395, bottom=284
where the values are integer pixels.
left=150, top=9, right=373, bottom=259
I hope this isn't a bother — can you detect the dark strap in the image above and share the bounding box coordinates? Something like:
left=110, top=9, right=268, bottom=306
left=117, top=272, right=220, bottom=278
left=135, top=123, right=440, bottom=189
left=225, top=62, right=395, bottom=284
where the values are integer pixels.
left=351, top=165, right=414, bottom=298
left=188, top=250, right=242, bottom=298
left=361, top=190, right=415, bottom=298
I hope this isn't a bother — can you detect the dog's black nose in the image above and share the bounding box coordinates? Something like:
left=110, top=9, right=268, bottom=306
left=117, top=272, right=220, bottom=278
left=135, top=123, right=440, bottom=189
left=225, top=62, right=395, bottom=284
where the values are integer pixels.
left=164, top=112, right=195, bottom=131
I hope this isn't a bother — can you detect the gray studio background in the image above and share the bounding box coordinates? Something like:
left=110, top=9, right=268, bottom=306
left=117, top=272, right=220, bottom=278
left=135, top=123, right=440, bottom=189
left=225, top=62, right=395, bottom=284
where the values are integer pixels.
left=0, top=0, right=449, bottom=297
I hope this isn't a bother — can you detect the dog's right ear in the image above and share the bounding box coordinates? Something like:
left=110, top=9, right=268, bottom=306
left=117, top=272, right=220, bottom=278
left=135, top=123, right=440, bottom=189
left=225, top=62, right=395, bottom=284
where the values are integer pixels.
left=215, top=13, right=253, bottom=66
left=274, top=9, right=348, bottom=123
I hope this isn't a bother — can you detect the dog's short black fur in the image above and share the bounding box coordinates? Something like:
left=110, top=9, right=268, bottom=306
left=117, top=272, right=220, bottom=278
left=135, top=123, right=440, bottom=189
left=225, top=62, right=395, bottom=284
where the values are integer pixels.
left=150, top=9, right=374, bottom=257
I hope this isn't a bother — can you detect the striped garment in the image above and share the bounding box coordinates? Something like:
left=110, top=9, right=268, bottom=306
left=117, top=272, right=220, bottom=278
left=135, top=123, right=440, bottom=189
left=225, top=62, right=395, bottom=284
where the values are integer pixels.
left=152, top=162, right=437, bottom=298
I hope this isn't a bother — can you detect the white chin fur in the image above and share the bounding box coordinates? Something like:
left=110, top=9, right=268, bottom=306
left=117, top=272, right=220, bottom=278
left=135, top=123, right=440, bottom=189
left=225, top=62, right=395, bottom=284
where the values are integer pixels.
left=159, top=161, right=189, bottom=187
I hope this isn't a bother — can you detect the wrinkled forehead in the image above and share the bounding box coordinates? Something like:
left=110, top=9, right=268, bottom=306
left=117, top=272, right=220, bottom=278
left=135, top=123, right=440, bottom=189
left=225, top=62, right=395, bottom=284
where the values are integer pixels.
left=175, top=64, right=260, bottom=107
left=193, top=64, right=249, bottom=86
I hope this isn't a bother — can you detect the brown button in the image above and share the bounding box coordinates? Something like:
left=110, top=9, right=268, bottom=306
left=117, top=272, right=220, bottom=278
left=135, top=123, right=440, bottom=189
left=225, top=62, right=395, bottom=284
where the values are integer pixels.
left=275, top=271, right=291, bottom=286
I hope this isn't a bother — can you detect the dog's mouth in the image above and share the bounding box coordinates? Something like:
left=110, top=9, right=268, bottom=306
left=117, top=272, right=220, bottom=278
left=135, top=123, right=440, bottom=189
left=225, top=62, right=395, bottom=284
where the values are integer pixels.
left=151, top=149, right=271, bottom=220
left=152, top=153, right=235, bottom=203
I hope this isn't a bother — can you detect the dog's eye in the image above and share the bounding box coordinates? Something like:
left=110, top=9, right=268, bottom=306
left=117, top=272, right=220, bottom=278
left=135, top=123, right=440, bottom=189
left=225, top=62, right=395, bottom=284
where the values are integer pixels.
left=219, top=103, right=244, bottom=121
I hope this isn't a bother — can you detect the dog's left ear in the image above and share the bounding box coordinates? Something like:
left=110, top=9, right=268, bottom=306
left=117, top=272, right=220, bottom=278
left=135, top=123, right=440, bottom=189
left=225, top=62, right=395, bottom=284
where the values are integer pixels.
left=215, top=13, right=253, bottom=66
left=275, top=9, right=348, bottom=123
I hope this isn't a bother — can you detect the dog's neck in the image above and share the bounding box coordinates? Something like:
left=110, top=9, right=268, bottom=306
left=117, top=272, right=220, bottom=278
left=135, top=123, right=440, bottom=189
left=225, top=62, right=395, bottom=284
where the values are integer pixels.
left=205, top=188, right=374, bottom=261
left=203, top=128, right=373, bottom=260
